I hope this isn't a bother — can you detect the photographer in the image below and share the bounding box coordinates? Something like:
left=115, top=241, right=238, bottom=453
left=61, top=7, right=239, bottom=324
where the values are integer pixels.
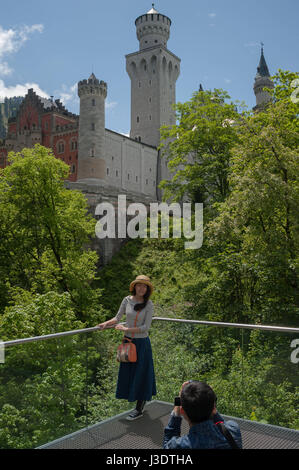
left=163, top=380, right=242, bottom=449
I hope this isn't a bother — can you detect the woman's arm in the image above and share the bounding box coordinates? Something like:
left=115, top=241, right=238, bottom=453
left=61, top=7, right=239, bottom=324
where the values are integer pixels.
left=97, top=297, right=128, bottom=330
left=115, top=324, right=141, bottom=334
left=96, top=317, right=118, bottom=329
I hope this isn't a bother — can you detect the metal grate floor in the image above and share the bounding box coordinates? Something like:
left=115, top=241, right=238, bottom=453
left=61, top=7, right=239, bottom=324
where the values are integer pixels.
left=38, top=400, right=299, bottom=450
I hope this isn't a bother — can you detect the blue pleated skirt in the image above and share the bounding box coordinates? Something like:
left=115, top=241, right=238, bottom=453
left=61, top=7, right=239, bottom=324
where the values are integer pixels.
left=116, top=336, right=157, bottom=402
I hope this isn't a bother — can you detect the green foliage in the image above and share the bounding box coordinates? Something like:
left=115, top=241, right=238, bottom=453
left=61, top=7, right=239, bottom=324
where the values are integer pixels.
left=159, top=88, right=243, bottom=209
left=1, top=72, right=298, bottom=448
left=0, top=144, right=103, bottom=321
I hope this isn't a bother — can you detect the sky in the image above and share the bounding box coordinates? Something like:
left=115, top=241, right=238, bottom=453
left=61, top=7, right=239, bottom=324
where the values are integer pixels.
left=0, top=0, right=298, bottom=136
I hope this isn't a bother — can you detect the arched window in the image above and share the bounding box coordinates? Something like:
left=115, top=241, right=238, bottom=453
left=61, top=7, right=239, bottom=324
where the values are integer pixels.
left=71, top=139, right=77, bottom=151
left=57, top=140, right=65, bottom=154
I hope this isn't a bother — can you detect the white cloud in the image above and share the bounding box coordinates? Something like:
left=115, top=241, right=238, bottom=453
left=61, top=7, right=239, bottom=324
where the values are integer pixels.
left=0, top=62, right=12, bottom=76
left=224, top=78, right=232, bottom=84
left=0, top=23, right=44, bottom=80
left=0, top=79, right=49, bottom=101
left=57, top=83, right=78, bottom=105
left=0, top=24, right=44, bottom=59
left=208, top=13, right=216, bottom=18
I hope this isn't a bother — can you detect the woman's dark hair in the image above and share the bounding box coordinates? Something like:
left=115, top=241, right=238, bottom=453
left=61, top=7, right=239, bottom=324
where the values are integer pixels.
left=132, top=284, right=151, bottom=311
left=180, top=381, right=217, bottom=424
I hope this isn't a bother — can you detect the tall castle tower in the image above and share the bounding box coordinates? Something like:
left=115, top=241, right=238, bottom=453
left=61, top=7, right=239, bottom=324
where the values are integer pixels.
left=77, top=73, right=107, bottom=181
left=253, top=45, right=274, bottom=111
left=126, top=4, right=180, bottom=148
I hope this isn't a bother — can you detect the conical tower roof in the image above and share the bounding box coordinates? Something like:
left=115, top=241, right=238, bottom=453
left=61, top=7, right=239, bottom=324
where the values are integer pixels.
left=147, top=3, right=159, bottom=14
left=256, top=45, right=270, bottom=78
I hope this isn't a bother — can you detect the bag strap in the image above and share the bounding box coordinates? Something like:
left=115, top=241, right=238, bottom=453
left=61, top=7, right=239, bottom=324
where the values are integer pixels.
left=131, top=310, right=141, bottom=338
left=215, top=421, right=239, bottom=449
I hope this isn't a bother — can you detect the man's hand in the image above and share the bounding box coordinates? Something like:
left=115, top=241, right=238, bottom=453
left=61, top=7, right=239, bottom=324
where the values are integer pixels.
left=173, top=381, right=191, bottom=416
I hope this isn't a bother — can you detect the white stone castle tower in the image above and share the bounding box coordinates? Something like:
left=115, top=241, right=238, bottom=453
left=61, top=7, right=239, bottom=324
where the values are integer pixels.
left=253, top=45, right=274, bottom=111
left=126, top=4, right=180, bottom=148
left=77, top=73, right=107, bottom=181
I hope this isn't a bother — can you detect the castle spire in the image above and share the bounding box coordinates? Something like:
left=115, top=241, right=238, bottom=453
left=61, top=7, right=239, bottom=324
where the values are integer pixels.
left=148, top=3, right=158, bottom=14
left=253, top=43, right=273, bottom=111
left=256, top=43, right=270, bottom=78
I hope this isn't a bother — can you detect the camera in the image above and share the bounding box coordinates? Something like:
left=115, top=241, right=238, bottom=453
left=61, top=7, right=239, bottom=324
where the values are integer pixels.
left=174, top=397, right=181, bottom=406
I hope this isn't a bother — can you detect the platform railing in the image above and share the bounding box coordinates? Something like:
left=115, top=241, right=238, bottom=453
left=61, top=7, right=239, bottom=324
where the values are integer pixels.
left=1, top=318, right=298, bottom=449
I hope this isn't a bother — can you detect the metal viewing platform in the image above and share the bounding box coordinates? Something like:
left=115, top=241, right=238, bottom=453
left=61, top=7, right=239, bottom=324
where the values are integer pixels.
left=37, top=401, right=299, bottom=450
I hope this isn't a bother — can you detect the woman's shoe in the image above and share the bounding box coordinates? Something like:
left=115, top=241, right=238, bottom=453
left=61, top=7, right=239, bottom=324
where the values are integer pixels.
left=126, top=408, right=143, bottom=420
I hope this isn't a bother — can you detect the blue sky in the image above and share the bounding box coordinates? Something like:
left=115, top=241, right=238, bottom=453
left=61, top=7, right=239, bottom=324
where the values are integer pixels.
left=1, top=0, right=298, bottom=135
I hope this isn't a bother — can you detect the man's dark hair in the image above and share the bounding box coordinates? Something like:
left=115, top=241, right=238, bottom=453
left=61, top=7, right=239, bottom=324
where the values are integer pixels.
left=180, top=381, right=217, bottom=424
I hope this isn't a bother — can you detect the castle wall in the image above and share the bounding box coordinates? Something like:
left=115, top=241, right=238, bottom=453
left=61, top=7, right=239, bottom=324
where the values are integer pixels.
left=104, top=129, right=157, bottom=199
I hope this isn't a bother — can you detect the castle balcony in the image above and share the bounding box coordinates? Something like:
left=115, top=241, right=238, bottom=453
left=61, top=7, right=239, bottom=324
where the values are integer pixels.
left=1, top=317, right=298, bottom=450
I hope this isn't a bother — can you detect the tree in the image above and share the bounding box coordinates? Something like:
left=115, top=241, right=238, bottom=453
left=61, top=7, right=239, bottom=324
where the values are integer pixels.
left=206, top=70, right=299, bottom=325
left=0, top=144, right=102, bottom=321
left=159, top=88, right=243, bottom=211
left=0, top=290, right=88, bottom=448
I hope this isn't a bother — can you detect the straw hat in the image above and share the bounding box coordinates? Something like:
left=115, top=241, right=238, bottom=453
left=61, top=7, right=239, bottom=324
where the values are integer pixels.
left=129, top=275, right=154, bottom=295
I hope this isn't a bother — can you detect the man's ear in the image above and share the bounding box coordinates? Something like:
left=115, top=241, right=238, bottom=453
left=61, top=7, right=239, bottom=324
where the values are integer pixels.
left=211, top=404, right=217, bottom=416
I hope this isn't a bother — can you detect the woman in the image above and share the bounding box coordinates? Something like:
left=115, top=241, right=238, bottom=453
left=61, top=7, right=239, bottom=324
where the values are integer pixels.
left=97, top=275, right=156, bottom=420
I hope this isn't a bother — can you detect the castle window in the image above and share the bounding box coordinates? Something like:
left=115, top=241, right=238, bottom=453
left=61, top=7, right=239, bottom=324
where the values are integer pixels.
left=128, top=174, right=130, bottom=180
left=137, top=116, right=139, bottom=123
left=57, top=141, right=65, bottom=154
left=136, top=176, right=138, bottom=182
left=116, top=170, right=118, bottom=177
left=71, top=164, right=76, bottom=174
left=149, top=115, right=152, bottom=120
left=107, top=168, right=109, bottom=175
left=149, top=80, right=152, bottom=85
left=91, top=123, right=95, bottom=130
left=146, top=179, right=148, bottom=185
left=71, top=139, right=77, bottom=151
left=92, top=99, right=96, bottom=106
left=138, top=136, right=141, bottom=142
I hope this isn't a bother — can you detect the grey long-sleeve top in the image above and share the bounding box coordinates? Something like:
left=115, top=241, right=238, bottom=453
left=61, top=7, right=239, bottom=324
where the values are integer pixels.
left=115, top=296, right=154, bottom=339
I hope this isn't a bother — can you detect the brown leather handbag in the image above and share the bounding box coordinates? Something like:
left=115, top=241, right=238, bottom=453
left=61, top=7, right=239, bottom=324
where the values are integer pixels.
left=116, top=310, right=140, bottom=363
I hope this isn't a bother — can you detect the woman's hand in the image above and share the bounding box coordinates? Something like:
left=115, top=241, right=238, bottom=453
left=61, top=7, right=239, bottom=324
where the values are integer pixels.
left=115, top=324, right=128, bottom=332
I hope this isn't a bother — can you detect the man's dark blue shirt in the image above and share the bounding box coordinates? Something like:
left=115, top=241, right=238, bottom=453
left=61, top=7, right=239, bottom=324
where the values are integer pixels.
left=163, top=411, right=242, bottom=449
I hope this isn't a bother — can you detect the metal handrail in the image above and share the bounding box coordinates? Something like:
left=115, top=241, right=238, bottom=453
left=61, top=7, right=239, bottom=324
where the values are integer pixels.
left=2, top=317, right=298, bottom=348
left=152, top=317, right=299, bottom=333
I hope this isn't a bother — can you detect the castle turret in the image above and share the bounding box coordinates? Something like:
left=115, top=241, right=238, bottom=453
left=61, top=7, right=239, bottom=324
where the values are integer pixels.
left=77, top=73, right=107, bottom=181
left=253, top=45, right=274, bottom=111
left=126, top=4, right=180, bottom=148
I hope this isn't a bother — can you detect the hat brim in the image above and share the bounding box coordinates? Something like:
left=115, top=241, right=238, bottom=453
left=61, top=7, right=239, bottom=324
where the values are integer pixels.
left=129, top=280, right=153, bottom=294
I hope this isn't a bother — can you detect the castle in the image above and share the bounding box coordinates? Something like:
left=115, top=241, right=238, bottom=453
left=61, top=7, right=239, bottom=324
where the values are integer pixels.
left=0, top=5, right=273, bottom=263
